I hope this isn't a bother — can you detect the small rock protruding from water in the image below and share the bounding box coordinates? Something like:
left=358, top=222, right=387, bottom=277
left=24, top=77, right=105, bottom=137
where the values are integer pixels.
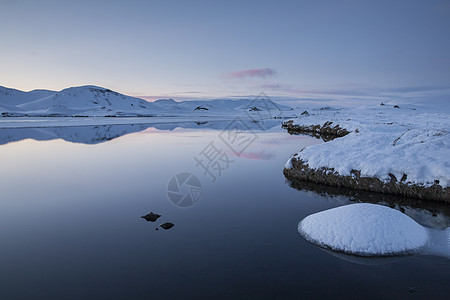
left=141, top=212, right=161, bottom=222
left=160, top=222, right=174, bottom=230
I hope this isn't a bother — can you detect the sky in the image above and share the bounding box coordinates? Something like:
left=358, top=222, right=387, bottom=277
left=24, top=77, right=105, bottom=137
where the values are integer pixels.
left=1, top=0, right=450, bottom=104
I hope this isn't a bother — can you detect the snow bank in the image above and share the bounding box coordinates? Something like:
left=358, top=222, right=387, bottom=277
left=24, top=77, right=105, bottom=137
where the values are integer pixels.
left=299, top=203, right=429, bottom=256
left=284, top=105, right=450, bottom=189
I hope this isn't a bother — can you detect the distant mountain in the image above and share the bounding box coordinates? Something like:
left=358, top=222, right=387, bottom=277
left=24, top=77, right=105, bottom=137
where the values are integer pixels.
left=16, top=86, right=154, bottom=117
left=0, top=86, right=56, bottom=106
left=0, top=85, right=293, bottom=117
left=151, top=97, right=293, bottom=115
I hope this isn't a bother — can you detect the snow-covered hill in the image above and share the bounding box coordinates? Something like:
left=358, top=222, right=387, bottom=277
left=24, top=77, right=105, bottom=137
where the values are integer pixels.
left=0, top=86, right=56, bottom=106
left=17, top=86, right=155, bottom=117
left=0, top=85, right=293, bottom=118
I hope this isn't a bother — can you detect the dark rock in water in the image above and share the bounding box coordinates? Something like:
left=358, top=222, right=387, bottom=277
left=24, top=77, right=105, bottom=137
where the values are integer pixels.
left=141, top=212, right=161, bottom=222
left=394, top=105, right=399, bottom=108
left=282, top=120, right=350, bottom=141
left=281, top=120, right=350, bottom=137
left=160, top=222, right=174, bottom=230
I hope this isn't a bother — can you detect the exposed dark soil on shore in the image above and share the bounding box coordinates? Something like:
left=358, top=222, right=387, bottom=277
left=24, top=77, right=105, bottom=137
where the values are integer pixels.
left=284, top=155, right=450, bottom=203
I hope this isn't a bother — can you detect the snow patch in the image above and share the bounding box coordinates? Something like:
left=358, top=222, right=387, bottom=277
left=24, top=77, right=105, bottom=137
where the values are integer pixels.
left=285, top=156, right=294, bottom=169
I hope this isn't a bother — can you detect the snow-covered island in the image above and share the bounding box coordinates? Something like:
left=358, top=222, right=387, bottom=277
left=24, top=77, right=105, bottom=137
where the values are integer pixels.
left=283, top=102, right=450, bottom=202
left=299, top=203, right=429, bottom=256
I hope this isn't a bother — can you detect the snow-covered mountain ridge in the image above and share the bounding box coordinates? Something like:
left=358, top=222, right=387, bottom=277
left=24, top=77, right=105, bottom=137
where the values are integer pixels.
left=0, top=85, right=293, bottom=117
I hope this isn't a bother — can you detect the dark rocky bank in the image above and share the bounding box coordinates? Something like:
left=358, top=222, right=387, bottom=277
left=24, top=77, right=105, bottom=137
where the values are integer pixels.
left=284, top=156, right=450, bottom=203
left=282, top=120, right=350, bottom=138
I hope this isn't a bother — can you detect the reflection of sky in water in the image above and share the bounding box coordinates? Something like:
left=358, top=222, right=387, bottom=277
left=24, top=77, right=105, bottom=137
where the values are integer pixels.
left=0, top=123, right=448, bottom=299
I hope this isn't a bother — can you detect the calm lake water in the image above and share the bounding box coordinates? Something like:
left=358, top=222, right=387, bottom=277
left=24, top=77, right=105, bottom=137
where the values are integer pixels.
left=0, top=119, right=449, bottom=299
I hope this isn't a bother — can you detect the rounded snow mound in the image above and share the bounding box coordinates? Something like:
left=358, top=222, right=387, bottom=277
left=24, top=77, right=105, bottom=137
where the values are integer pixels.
left=299, top=203, right=429, bottom=256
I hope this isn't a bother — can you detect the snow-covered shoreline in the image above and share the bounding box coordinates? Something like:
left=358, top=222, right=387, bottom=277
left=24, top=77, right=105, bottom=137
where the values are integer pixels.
left=283, top=104, right=450, bottom=202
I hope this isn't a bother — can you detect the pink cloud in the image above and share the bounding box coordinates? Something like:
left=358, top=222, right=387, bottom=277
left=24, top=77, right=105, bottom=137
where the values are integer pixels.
left=223, top=68, right=276, bottom=79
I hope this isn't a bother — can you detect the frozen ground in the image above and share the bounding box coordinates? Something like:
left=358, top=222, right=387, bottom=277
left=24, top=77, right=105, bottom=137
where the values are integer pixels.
left=285, top=101, right=450, bottom=189
left=299, top=203, right=429, bottom=256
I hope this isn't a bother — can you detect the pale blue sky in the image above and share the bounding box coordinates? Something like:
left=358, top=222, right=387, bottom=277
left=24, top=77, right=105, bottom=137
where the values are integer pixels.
left=1, top=0, right=449, bottom=103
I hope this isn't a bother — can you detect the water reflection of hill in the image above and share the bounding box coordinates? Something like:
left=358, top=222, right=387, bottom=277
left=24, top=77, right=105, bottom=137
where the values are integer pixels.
left=0, top=119, right=282, bottom=145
